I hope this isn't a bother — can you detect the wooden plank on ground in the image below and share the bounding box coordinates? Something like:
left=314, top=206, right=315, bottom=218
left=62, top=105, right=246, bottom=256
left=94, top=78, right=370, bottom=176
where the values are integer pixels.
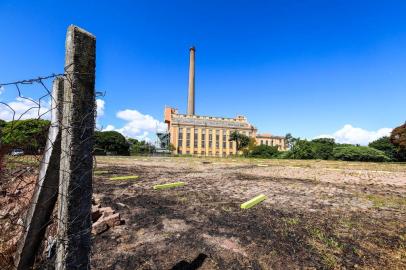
left=153, top=181, right=186, bottom=190
left=109, top=175, right=139, bottom=180
left=241, top=194, right=267, bottom=209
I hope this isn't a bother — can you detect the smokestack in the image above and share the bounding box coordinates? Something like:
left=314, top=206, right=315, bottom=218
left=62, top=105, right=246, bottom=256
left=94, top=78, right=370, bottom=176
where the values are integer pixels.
left=187, top=46, right=195, bottom=115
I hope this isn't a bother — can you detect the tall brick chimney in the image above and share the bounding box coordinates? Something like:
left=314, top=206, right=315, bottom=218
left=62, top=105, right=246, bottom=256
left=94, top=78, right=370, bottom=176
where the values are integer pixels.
left=187, top=46, right=195, bottom=115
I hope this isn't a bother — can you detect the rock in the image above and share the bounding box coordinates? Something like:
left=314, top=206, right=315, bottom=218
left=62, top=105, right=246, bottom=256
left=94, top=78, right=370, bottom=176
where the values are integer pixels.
left=103, top=213, right=121, bottom=227
left=92, top=219, right=109, bottom=235
left=99, top=207, right=115, bottom=217
left=92, top=194, right=101, bottom=205
left=91, top=213, right=121, bottom=235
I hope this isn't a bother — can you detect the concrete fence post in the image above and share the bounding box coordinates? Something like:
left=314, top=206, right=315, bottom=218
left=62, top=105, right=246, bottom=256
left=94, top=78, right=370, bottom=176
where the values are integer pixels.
left=56, top=25, right=96, bottom=270
left=14, top=77, right=64, bottom=270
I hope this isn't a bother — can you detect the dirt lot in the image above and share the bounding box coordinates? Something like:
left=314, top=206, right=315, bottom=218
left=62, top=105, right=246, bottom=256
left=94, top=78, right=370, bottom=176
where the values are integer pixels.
left=91, top=157, right=406, bottom=270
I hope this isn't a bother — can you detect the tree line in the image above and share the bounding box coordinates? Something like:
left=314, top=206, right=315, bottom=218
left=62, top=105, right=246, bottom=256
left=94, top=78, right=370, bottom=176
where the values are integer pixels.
left=0, top=119, right=155, bottom=155
left=228, top=123, right=406, bottom=162
left=1, top=118, right=405, bottom=162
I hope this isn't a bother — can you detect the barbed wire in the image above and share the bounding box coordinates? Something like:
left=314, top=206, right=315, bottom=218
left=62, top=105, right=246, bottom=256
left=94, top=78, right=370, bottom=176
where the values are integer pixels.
left=0, top=73, right=66, bottom=87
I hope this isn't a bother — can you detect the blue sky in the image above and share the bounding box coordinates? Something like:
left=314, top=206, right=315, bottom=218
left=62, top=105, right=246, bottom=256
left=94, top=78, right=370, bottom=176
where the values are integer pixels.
left=0, top=1, right=405, bottom=144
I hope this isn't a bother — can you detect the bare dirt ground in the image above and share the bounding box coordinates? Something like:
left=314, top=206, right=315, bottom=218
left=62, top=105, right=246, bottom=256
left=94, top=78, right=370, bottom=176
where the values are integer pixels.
left=91, top=157, right=406, bottom=270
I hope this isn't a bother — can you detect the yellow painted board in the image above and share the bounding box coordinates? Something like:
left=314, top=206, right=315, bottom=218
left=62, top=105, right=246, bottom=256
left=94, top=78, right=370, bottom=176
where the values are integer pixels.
left=109, top=175, right=139, bottom=180
left=241, top=194, right=267, bottom=209
left=257, top=164, right=268, bottom=167
left=153, top=181, right=186, bottom=190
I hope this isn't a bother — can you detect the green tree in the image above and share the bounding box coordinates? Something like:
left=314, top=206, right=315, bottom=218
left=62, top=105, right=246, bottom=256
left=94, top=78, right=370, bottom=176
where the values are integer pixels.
left=311, top=138, right=335, bottom=160
left=229, top=131, right=250, bottom=153
left=94, top=131, right=130, bottom=155
left=249, top=144, right=279, bottom=158
left=128, top=138, right=155, bottom=155
left=333, top=145, right=389, bottom=162
left=289, top=139, right=315, bottom=159
left=168, top=143, right=176, bottom=152
left=1, top=119, right=50, bottom=154
left=390, top=122, right=406, bottom=161
left=0, top=119, right=6, bottom=146
left=368, top=137, right=397, bottom=161
left=285, top=133, right=297, bottom=149
left=0, top=119, right=6, bottom=129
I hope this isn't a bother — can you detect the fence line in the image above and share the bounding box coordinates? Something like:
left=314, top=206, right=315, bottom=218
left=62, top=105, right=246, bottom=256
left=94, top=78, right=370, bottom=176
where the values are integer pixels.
left=0, top=25, right=96, bottom=270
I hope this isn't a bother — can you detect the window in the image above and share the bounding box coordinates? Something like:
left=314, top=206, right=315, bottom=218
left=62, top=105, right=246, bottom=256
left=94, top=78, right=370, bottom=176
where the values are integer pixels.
left=201, top=129, right=206, bottom=148
left=201, top=151, right=205, bottom=155
left=186, top=129, right=190, bottom=147
left=215, top=130, right=220, bottom=148
left=178, top=128, right=183, bottom=147
left=229, top=141, right=233, bottom=149
left=222, top=130, right=227, bottom=148
left=194, top=129, right=198, bottom=147
left=223, top=152, right=226, bottom=156
left=266, top=140, right=268, bottom=146
left=209, top=130, right=213, bottom=148
left=261, top=140, right=263, bottom=145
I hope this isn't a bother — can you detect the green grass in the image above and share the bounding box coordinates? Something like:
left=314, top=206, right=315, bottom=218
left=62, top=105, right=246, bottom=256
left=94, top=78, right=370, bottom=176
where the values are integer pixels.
left=366, top=194, right=406, bottom=208
left=310, top=228, right=343, bottom=250
left=283, top=217, right=300, bottom=226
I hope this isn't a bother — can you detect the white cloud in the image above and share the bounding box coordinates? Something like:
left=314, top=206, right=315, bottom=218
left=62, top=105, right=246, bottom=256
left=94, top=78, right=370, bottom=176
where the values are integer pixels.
left=103, top=109, right=166, bottom=142
left=1, top=96, right=105, bottom=124
left=96, top=99, right=105, bottom=117
left=0, top=97, right=51, bottom=121
left=102, top=124, right=115, bottom=131
left=316, top=124, right=392, bottom=145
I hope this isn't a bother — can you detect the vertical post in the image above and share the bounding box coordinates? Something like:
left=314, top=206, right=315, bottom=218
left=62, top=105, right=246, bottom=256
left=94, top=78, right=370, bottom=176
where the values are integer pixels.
left=15, top=77, right=64, bottom=269
left=56, top=25, right=96, bottom=270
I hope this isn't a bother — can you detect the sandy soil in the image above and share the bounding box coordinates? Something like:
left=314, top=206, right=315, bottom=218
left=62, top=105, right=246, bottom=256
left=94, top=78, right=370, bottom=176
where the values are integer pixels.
left=91, top=157, right=406, bottom=270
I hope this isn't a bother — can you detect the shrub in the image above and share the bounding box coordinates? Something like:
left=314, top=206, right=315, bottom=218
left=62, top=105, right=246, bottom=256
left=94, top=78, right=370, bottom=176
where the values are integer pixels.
left=311, top=138, right=335, bottom=160
left=249, top=145, right=279, bottom=158
left=332, top=146, right=389, bottom=162
left=277, top=150, right=292, bottom=159
left=1, top=119, right=50, bottom=154
left=128, top=138, right=155, bottom=155
left=289, top=140, right=315, bottom=159
left=368, top=137, right=397, bottom=161
left=94, top=131, right=130, bottom=155
left=390, top=122, right=406, bottom=161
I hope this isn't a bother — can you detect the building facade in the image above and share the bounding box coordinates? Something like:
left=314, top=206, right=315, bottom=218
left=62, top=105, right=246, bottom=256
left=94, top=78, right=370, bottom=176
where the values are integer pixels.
left=164, top=107, right=286, bottom=156
left=256, top=133, right=287, bottom=151
left=165, top=107, right=257, bottom=156
left=161, top=47, right=286, bottom=156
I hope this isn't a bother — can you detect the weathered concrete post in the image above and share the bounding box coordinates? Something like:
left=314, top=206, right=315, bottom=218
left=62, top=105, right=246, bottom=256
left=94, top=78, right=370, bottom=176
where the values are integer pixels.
left=14, top=77, right=64, bottom=270
left=56, top=25, right=96, bottom=270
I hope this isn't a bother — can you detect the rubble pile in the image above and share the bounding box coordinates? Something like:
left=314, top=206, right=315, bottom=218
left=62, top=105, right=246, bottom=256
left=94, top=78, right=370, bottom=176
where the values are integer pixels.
left=91, top=200, right=124, bottom=235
